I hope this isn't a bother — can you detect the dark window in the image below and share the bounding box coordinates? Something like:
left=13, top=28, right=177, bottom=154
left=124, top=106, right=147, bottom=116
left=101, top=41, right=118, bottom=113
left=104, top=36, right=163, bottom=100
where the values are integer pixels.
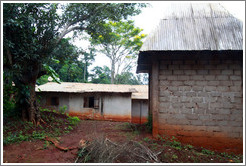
left=84, top=96, right=94, bottom=108
left=89, top=97, right=94, bottom=108
left=51, top=97, right=59, bottom=106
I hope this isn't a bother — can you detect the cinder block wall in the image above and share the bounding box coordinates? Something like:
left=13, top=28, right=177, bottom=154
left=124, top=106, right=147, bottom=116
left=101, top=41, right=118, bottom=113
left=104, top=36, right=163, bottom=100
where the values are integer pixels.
left=158, top=59, right=243, bottom=153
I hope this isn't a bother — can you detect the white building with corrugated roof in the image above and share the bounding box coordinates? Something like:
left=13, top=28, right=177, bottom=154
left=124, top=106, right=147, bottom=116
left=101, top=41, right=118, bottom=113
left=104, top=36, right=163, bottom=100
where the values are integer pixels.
left=36, top=82, right=148, bottom=124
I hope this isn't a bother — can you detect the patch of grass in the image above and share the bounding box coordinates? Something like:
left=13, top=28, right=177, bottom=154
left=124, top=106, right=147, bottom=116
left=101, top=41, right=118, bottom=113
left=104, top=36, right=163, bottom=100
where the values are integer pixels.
left=3, top=108, right=81, bottom=145
left=184, top=144, right=194, bottom=150
left=143, top=137, right=151, bottom=142
left=201, top=148, right=215, bottom=155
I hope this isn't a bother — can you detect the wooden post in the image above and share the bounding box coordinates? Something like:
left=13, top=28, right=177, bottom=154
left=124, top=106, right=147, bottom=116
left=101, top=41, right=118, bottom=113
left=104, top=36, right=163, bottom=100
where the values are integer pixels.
left=151, top=58, right=159, bottom=137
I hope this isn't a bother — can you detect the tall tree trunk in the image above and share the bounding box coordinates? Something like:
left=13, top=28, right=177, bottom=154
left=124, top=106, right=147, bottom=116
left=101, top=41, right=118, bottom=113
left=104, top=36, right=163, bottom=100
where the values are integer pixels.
left=111, top=59, right=115, bottom=84
left=27, top=81, right=41, bottom=125
left=16, top=66, right=41, bottom=125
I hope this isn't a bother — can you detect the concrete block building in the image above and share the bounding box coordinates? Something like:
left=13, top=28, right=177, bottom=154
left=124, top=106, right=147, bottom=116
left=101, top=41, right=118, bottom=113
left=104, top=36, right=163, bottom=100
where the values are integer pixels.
left=136, top=3, right=243, bottom=153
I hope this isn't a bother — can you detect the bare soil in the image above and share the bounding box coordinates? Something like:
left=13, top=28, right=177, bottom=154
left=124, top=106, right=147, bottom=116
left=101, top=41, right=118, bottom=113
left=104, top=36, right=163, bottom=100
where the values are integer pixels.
left=3, top=120, right=151, bottom=163
left=3, top=117, right=243, bottom=163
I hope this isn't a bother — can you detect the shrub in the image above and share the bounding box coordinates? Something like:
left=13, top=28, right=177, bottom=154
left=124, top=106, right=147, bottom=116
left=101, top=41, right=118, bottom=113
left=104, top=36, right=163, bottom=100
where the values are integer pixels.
left=145, top=113, right=152, bottom=132
left=59, top=105, right=68, bottom=114
left=68, top=116, right=80, bottom=126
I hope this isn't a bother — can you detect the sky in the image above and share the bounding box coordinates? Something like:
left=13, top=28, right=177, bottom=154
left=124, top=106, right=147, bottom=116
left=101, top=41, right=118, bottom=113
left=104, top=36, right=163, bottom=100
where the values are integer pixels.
left=71, top=1, right=245, bottom=73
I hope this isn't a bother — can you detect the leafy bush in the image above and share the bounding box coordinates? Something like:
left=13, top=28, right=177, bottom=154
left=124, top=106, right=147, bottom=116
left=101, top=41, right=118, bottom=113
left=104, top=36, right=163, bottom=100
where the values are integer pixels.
left=59, top=105, right=68, bottom=114
left=68, top=116, right=80, bottom=125
left=145, top=113, right=152, bottom=132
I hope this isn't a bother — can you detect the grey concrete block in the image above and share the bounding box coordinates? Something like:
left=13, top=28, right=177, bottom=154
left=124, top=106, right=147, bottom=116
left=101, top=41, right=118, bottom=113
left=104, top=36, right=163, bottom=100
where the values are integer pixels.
left=233, top=81, right=242, bottom=86
left=192, top=97, right=203, bottom=103
left=186, top=92, right=196, bottom=97
left=192, top=75, right=204, bottom=80
left=169, top=65, right=180, bottom=70
left=217, top=75, right=229, bottom=81
left=221, top=70, right=233, bottom=75
left=159, top=80, right=171, bottom=86
left=173, top=60, right=184, bottom=65
left=185, top=70, right=196, bottom=75
left=230, top=121, right=243, bottom=127
left=210, top=69, right=221, bottom=75
left=205, top=75, right=216, bottom=80
left=184, top=80, right=195, bottom=86
left=171, top=81, right=183, bottom=86
left=159, top=96, right=170, bottom=102
left=198, top=92, right=209, bottom=97
left=199, top=115, right=210, bottom=120
left=205, top=86, right=216, bottom=91
left=192, top=86, right=204, bottom=91
left=217, top=86, right=229, bottom=92
left=234, top=70, right=242, bottom=75
left=204, top=121, right=216, bottom=126
left=210, top=92, right=221, bottom=97
left=197, top=70, right=209, bottom=75
left=185, top=114, right=198, bottom=120
left=166, top=75, right=178, bottom=81
left=173, top=70, right=184, bottom=75
left=159, top=102, right=171, bottom=109
left=190, top=120, right=203, bottom=125
left=230, top=86, right=242, bottom=92
left=177, top=75, right=190, bottom=80
left=210, top=102, right=222, bottom=108
left=172, top=103, right=183, bottom=109
left=195, top=81, right=207, bottom=86
left=230, top=76, right=241, bottom=81
left=219, top=81, right=233, bottom=86
left=159, top=70, right=172, bottom=75
left=208, top=81, right=220, bottom=86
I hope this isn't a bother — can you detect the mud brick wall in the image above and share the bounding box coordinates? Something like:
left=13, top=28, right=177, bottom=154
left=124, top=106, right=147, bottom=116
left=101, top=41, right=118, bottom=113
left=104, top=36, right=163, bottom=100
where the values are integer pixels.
left=158, top=59, right=243, bottom=153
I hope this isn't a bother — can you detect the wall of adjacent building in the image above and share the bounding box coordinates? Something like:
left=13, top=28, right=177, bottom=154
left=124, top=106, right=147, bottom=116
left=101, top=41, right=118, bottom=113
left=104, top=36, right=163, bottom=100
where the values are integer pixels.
left=131, top=99, right=149, bottom=124
left=38, top=92, right=132, bottom=122
left=151, top=57, right=243, bottom=154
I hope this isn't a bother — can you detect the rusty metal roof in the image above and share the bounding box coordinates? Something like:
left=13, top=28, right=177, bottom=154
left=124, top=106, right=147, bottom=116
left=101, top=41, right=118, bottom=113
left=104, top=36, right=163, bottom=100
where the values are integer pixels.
left=36, top=82, right=148, bottom=100
left=141, top=3, right=243, bottom=51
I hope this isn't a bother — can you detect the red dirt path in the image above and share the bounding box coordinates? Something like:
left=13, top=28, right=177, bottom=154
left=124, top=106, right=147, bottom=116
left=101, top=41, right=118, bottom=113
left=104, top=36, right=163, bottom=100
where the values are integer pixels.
left=3, top=120, right=152, bottom=163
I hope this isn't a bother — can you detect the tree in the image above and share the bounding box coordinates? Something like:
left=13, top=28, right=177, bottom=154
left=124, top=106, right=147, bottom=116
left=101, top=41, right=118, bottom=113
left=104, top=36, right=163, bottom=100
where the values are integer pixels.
left=79, top=47, right=96, bottom=82
left=3, top=3, right=146, bottom=124
left=90, top=20, right=146, bottom=84
left=115, top=72, right=141, bottom=85
left=90, top=66, right=111, bottom=84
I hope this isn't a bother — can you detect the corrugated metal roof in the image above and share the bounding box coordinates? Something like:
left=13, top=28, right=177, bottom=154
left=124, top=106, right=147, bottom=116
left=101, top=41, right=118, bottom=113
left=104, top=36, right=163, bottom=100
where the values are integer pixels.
left=141, top=3, right=243, bottom=51
left=35, top=82, right=148, bottom=100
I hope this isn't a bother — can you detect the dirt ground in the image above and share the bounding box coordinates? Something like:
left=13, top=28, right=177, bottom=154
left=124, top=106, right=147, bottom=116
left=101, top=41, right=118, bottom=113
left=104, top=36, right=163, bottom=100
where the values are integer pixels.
left=3, top=120, right=152, bottom=163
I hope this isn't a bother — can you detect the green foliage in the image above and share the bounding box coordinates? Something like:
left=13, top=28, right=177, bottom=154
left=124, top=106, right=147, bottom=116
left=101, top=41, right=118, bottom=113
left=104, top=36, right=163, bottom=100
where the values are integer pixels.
left=36, top=75, right=49, bottom=85
left=115, top=72, right=141, bottom=85
left=184, top=144, right=194, bottom=150
left=143, top=137, right=151, bottom=142
left=3, top=3, right=146, bottom=121
left=59, top=105, right=68, bottom=114
left=3, top=73, right=17, bottom=118
left=201, top=148, right=215, bottom=155
left=32, top=131, right=46, bottom=139
left=145, top=113, right=152, bottom=132
left=90, top=66, right=111, bottom=84
left=68, top=116, right=80, bottom=126
left=3, top=107, right=81, bottom=145
left=43, top=64, right=61, bottom=84
left=90, top=20, right=147, bottom=83
left=172, top=154, right=178, bottom=159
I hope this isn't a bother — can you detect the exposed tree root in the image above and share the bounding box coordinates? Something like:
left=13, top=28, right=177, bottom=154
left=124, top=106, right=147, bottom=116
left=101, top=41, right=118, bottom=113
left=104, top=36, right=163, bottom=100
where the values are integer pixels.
left=44, top=136, right=78, bottom=151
